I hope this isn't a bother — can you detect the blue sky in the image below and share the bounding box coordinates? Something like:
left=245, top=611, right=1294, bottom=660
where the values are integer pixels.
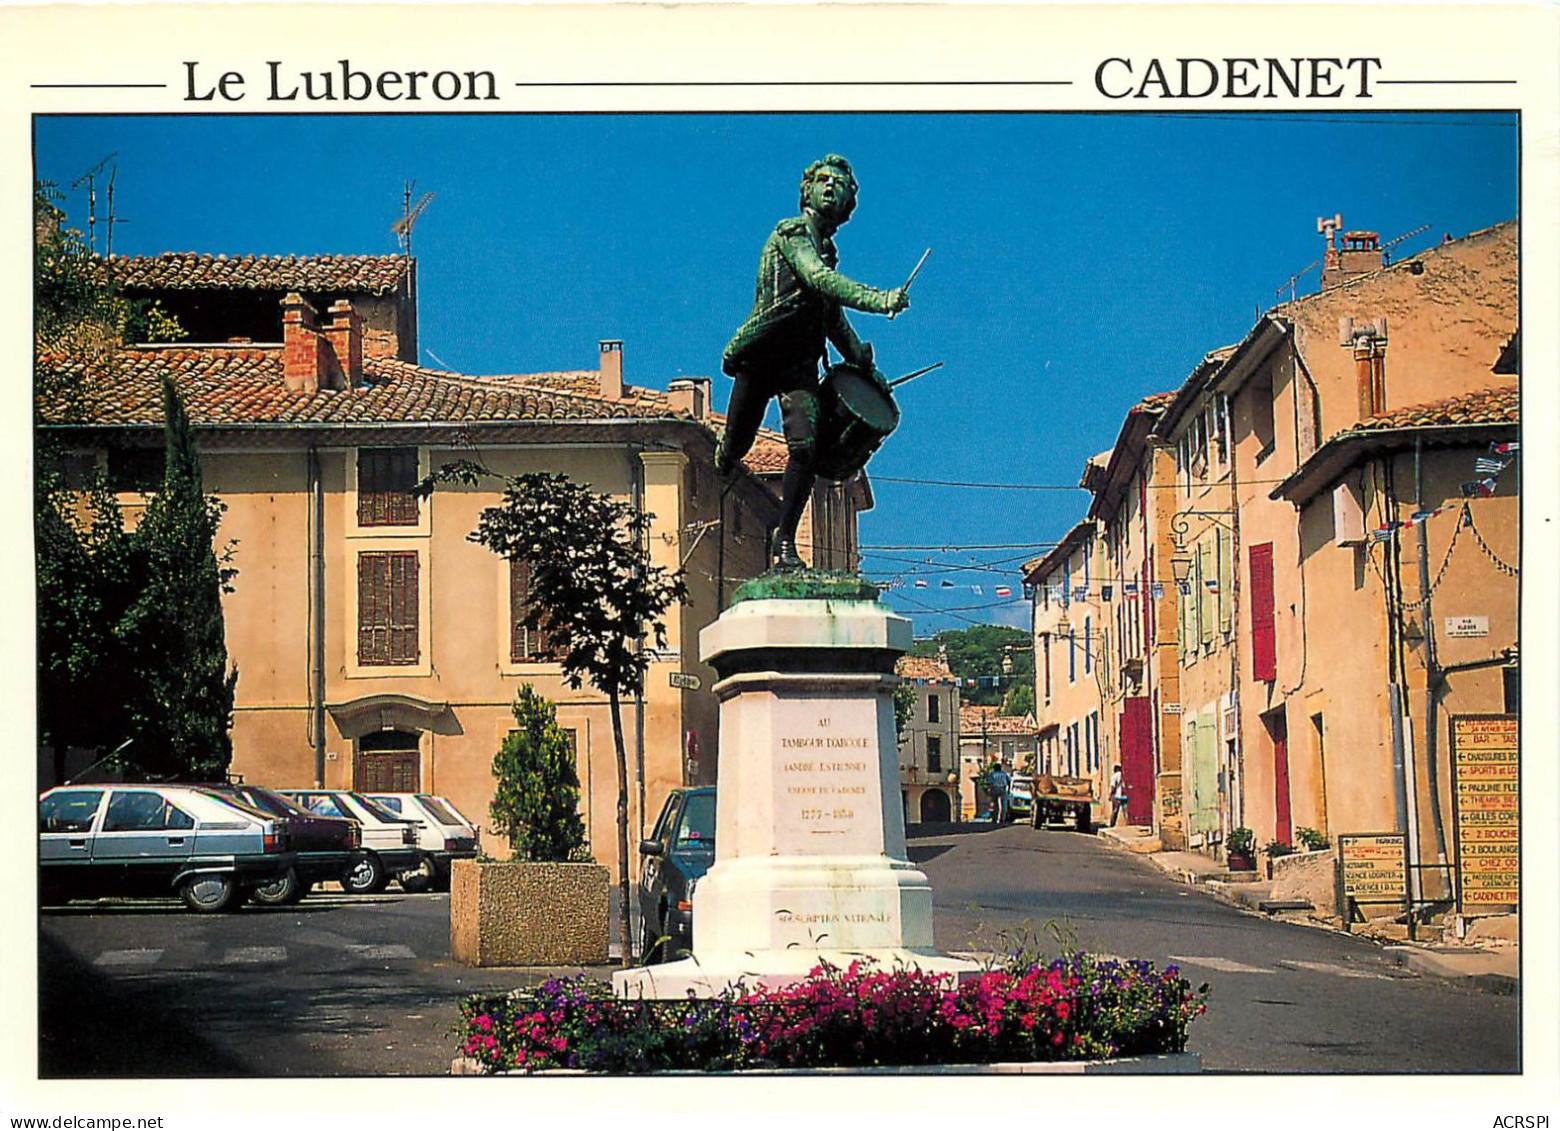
left=35, top=112, right=1518, bottom=634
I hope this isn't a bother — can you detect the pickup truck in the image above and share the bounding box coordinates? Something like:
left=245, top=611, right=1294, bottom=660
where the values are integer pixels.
left=1029, top=773, right=1095, bottom=833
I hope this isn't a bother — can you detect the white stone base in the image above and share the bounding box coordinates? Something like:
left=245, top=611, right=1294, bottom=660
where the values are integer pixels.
left=614, top=593, right=981, bottom=1001
left=613, top=948, right=982, bottom=1001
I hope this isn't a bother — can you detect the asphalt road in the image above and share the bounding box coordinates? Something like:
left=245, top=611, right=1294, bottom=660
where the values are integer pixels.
left=911, top=821, right=1520, bottom=1074
left=36, top=823, right=1520, bottom=1076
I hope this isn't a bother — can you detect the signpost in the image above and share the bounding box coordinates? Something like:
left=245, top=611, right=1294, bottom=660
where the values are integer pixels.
left=668, top=671, right=702, bottom=691
left=1336, top=833, right=1408, bottom=930
left=1450, top=714, right=1518, bottom=914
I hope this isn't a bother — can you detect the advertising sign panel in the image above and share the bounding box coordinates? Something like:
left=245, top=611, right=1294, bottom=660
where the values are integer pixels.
left=1451, top=714, right=1519, bottom=912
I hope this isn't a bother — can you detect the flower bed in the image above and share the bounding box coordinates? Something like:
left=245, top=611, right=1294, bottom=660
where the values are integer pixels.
left=455, top=954, right=1208, bottom=1074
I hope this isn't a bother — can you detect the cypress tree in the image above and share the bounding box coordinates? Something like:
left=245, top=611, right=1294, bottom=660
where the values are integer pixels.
left=120, top=378, right=237, bottom=780
left=490, top=685, right=586, bottom=862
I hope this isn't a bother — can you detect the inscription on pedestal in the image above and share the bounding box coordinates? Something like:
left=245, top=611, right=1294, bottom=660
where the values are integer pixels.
left=774, top=712, right=881, bottom=854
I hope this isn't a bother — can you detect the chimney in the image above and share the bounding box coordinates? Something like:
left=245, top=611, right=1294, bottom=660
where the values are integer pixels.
left=324, top=299, right=364, bottom=389
left=1322, top=229, right=1384, bottom=289
left=599, top=339, right=624, bottom=401
left=1346, top=319, right=1388, bottom=417
left=282, top=293, right=325, bottom=393
left=667, top=377, right=710, bottom=421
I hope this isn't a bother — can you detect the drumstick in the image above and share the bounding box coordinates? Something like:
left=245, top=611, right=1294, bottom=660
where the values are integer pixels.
left=887, top=247, right=931, bottom=321
left=887, top=361, right=944, bottom=389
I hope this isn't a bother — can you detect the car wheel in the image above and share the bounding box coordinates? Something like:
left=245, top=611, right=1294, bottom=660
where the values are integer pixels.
left=342, top=852, right=387, bottom=895
left=398, top=856, right=436, bottom=894
left=180, top=873, right=243, bottom=913
left=1075, top=808, right=1092, bottom=834
left=251, top=866, right=304, bottom=906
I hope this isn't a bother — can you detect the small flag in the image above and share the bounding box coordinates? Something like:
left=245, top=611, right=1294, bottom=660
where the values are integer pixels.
left=1072, top=586, right=1088, bottom=601
left=914, top=578, right=928, bottom=589
left=1204, top=579, right=1219, bottom=594
left=973, top=584, right=984, bottom=596
left=1177, top=580, right=1191, bottom=596
left=1049, top=586, right=1064, bottom=602
left=1491, top=440, right=1519, bottom=455
left=1474, top=457, right=1509, bottom=476
left=1410, top=509, right=1435, bottom=524
left=1371, top=528, right=1394, bottom=544
left=1461, top=479, right=1496, bottom=499
left=1151, top=583, right=1165, bottom=600
left=1123, top=581, right=1139, bottom=597
left=995, top=586, right=1013, bottom=598
left=940, top=579, right=956, bottom=589
left=1101, top=585, right=1114, bottom=602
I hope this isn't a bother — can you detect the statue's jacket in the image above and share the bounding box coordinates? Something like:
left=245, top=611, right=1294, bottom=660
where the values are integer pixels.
left=723, top=214, right=898, bottom=381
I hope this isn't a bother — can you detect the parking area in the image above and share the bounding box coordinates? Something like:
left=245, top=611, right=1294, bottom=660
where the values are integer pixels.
left=38, top=886, right=616, bottom=1077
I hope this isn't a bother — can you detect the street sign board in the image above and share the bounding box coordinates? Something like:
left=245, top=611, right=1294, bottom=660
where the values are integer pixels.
left=1444, top=616, right=1490, bottom=638
left=1337, top=832, right=1407, bottom=927
left=1451, top=714, right=1519, bottom=912
left=668, top=671, right=702, bottom=691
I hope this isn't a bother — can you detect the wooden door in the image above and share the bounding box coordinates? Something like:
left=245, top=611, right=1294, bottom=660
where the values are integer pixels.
left=1267, top=709, right=1292, bottom=845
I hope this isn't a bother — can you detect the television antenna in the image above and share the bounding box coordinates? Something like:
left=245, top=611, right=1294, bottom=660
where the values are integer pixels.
left=71, top=151, right=117, bottom=255
left=104, top=165, right=131, bottom=259
left=391, top=180, right=435, bottom=256
left=1379, top=223, right=1431, bottom=265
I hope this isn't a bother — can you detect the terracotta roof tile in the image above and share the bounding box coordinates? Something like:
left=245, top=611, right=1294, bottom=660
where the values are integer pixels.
left=744, top=436, right=789, bottom=473
left=1346, top=384, right=1518, bottom=437
left=36, top=346, right=687, bottom=429
left=104, top=253, right=410, bottom=295
left=896, top=655, right=955, bottom=682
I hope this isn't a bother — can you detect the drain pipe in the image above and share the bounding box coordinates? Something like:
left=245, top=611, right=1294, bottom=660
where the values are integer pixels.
left=309, top=446, right=327, bottom=787
left=629, top=448, right=648, bottom=846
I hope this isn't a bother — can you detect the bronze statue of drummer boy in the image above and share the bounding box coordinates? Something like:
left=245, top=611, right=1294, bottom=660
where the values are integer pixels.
left=717, top=153, right=910, bottom=570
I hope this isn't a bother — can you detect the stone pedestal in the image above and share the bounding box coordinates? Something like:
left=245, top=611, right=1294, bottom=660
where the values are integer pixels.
left=615, top=580, right=979, bottom=999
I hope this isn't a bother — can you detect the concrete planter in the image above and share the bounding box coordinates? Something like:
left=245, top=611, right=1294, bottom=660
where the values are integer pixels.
left=451, top=1052, right=1200, bottom=1076
left=1270, top=847, right=1338, bottom=914
left=449, top=859, right=609, bottom=967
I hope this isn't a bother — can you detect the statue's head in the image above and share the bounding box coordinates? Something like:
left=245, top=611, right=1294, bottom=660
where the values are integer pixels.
left=799, top=154, right=858, bottom=225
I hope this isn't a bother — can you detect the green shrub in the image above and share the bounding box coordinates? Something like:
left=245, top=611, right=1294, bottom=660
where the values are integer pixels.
left=490, top=685, right=586, bottom=862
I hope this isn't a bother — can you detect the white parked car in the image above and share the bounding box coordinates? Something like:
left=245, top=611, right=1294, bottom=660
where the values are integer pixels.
left=282, top=790, right=419, bottom=894
left=364, top=793, right=480, bottom=892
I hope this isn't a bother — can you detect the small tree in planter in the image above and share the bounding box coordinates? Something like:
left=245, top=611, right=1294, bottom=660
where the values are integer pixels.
left=420, top=465, right=687, bottom=968
left=450, top=684, right=608, bottom=966
left=490, top=685, right=587, bottom=861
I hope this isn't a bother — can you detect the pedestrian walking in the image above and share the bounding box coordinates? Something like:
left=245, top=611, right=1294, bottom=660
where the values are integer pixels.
left=1109, top=764, right=1128, bottom=827
left=989, top=764, right=1012, bottom=823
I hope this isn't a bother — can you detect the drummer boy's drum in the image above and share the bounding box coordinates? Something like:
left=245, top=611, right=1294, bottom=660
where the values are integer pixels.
left=813, top=363, right=901, bottom=482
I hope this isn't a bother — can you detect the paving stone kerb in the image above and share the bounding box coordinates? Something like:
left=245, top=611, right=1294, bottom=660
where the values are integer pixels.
left=450, top=859, right=610, bottom=967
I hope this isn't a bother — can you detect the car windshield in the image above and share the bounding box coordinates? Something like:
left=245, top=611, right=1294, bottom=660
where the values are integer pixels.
left=416, top=796, right=463, bottom=826
left=368, top=796, right=403, bottom=814
left=244, top=787, right=312, bottom=818
left=675, top=792, right=715, bottom=849
left=201, top=793, right=275, bottom=824
left=350, top=794, right=405, bottom=824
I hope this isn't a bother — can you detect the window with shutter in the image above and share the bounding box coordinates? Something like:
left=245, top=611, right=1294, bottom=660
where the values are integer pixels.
left=1217, top=527, right=1233, bottom=636
left=357, top=551, right=419, bottom=665
left=357, top=447, right=420, bottom=527
left=1199, top=536, right=1215, bottom=649
left=1249, top=542, right=1277, bottom=681
left=510, top=557, right=557, bottom=662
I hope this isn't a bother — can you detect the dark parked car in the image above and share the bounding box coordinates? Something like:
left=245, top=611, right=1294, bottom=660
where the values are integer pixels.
left=635, top=786, right=715, bottom=963
left=282, top=790, right=420, bottom=894
left=196, top=783, right=359, bottom=905
left=39, top=784, right=295, bottom=913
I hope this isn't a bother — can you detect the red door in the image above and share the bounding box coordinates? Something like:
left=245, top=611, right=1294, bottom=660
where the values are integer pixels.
left=1119, top=696, right=1154, bottom=824
left=1267, top=709, right=1292, bottom=845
